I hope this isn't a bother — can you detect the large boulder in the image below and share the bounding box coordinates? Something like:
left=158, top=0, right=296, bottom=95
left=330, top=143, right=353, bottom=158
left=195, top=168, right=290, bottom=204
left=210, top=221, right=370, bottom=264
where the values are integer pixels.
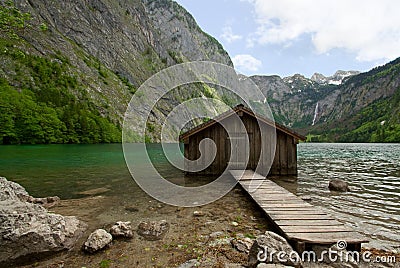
left=329, top=179, right=350, bottom=192
left=248, top=231, right=302, bottom=268
left=0, top=177, right=59, bottom=207
left=109, top=221, right=133, bottom=238
left=83, top=229, right=112, bottom=253
left=137, top=220, right=169, bottom=241
left=0, top=177, right=29, bottom=198
left=0, top=177, right=86, bottom=264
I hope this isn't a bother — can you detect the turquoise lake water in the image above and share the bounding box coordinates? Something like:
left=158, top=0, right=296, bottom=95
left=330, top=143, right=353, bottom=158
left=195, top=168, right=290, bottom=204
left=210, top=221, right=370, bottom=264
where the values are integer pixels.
left=0, top=143, right=399, bottom=250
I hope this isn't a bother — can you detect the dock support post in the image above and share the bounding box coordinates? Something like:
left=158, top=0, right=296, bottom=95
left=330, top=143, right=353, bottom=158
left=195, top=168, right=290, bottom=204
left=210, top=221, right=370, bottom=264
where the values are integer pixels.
left=295, top=241, right=306, bottom=254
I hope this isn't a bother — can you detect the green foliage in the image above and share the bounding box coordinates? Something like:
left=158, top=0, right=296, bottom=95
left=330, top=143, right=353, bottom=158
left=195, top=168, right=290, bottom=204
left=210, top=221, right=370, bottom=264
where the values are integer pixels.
left=202, top=117, right=211, bottom=123
left=345, top=58, right=400, bottom=88
left=220, top=94, right=237, bottom=107
left=99, top=259, right=111, bottom=268
left=39, top=22, right=48, bottom=31
left=0, top=85, right=64, bottom=144
left=146, top=122, right=155, bottom=133
left=203, top=84, right=218, bottom=99
left=203, top=32, right=226, bottom=54
left=311, top=86, right=400, bottom=143
left=116, top=73, right=136, bottom=94
left=144, top=135, right=152, bottom=143
left=244, top=233, right=256, bottom=239
left=0, top=1, right=31, bottom=38
left=307, top=58, right=400, bottom=143
left=0, top=46, right=121, bottom=145
left=338, top=86, right=400, bottom=143
left=305, top=133, right=332, bottom=143
left=167, top=50, right=184, bottom=64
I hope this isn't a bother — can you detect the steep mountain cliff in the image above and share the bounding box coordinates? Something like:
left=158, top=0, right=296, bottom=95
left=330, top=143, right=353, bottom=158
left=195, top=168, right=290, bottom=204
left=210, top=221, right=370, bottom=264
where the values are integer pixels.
left=250, top=60, right=400, bottom=142
left=312, top=58, right=400, bottom=142
left=0, top=0, right=233, bottom=144
left=1, top=1, right=398, bottom=144
left=250, top=73, right=338, bottom=128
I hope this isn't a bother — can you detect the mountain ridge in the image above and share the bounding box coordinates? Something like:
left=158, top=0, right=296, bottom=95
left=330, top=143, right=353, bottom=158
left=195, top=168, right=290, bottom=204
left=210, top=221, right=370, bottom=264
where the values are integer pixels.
left=311, top=70, right=360, bottom=85
left=0, top=0, right=399, bottom=144
left=0, top=0, right=233, bottom=144
left=250, top=58, right=400, bottom=142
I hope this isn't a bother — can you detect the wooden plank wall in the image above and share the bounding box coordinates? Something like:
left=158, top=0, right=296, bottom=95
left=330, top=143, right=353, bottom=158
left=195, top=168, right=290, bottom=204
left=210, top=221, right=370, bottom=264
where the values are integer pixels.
left=184, top=113, right=298, bottom=176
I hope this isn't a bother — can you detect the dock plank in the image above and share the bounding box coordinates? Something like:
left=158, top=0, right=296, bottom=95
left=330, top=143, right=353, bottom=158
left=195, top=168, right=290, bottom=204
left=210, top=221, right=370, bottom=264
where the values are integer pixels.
left=264, top=207, right=319, bottom=211
left=270, top=214, right=336, bottom=220
left=280, top=226, right=350, bottom=233
left=259, top=203, right=314, bottom=208
left=286, top=232, right=369, bottom=244
left=275, top=219, right=342, bottom=226
left=268, top=210, right=326, bottom=215
left=229, top=170, right=368, bottom=251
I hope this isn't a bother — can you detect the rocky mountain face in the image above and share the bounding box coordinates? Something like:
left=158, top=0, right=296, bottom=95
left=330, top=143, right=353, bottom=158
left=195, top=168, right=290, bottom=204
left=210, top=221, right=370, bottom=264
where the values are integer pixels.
left=17, top=0, right=231, bottom=87
left=311, top=70, right=360, bottom=85
left=314, top=59, right=400, bottom=142
left=250, top=73, right=338, bottom=128
left=143, top=0, right=231, bottom=66
left=250, top=59, right=400, bottom=142
left=0, top=0, right=233, bottom=143
left=1, top=0, right=398, bottom=144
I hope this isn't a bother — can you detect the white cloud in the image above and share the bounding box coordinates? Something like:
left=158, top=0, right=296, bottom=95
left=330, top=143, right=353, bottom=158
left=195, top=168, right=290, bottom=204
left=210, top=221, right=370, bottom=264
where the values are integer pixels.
left=247, top=0, right=400, bottom=62
left=221, top=26, right=243, bottom=43
left=232, top=54, right=262, bottom=72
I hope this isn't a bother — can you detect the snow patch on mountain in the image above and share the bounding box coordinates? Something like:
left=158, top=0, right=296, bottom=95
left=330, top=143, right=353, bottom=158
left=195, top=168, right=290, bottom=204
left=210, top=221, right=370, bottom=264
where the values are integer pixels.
left=311, top=70, right=360, bottom=85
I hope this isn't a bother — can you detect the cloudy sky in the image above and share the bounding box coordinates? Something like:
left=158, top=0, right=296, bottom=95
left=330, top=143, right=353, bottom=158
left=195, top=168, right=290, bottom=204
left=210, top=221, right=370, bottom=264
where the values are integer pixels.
left=174, top=0, right=400, bottom=78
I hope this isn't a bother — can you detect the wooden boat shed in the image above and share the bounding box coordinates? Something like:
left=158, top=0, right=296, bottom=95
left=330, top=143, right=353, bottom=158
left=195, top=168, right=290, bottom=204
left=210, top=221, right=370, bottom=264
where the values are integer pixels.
left=179, top=104, right=306, bottom=176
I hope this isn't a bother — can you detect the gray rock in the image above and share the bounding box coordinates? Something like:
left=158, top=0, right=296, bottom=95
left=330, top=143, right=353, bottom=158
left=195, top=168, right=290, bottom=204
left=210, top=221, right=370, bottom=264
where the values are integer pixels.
left=83, top=229, right=112, bottom=253
left=144, top=0, right=232, bottom=67
left=26, top=195, right=61, bottom=208
left=125, top=205, right=139, bottom=212
left=208, top=237, right=233, bottom=247
left=178, top=259, right=200, bottom=268
left=312, top=244, right=358, bottom=268
left=137, top=220, right=169, bottom=241
left=209, top=231, right=224, bottom=238
left=0, top=177, right=29, bottom=201
left=329, top=179, right=350, bottom=192
left=301, top=195, right=312, bottom=202
left=248, top=231, right=302, bottom=268
left=0, top=177, right=86, bottom=263
left=0, top=176, right=60, bottom=208
left=226, top=264, right=246, bottom=268
left=193, top=210, right=204, bottom=217
left=231, top=237, right=254, bottom=254
left=257, top=264, right=292, bottom=268
left=110, top=221, right=133, bottom=238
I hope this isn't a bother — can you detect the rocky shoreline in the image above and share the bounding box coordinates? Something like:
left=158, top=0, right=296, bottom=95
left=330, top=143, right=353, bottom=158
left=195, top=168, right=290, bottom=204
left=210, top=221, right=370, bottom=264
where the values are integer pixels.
left=0, top=177, right=87, bottom=266
left=1, top=177, right=398, bottom=268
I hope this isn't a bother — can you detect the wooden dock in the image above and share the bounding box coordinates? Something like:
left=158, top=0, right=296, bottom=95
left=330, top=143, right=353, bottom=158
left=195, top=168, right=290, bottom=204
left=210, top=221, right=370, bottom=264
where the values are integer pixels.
left=230, top=170, right=368, bottom=252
